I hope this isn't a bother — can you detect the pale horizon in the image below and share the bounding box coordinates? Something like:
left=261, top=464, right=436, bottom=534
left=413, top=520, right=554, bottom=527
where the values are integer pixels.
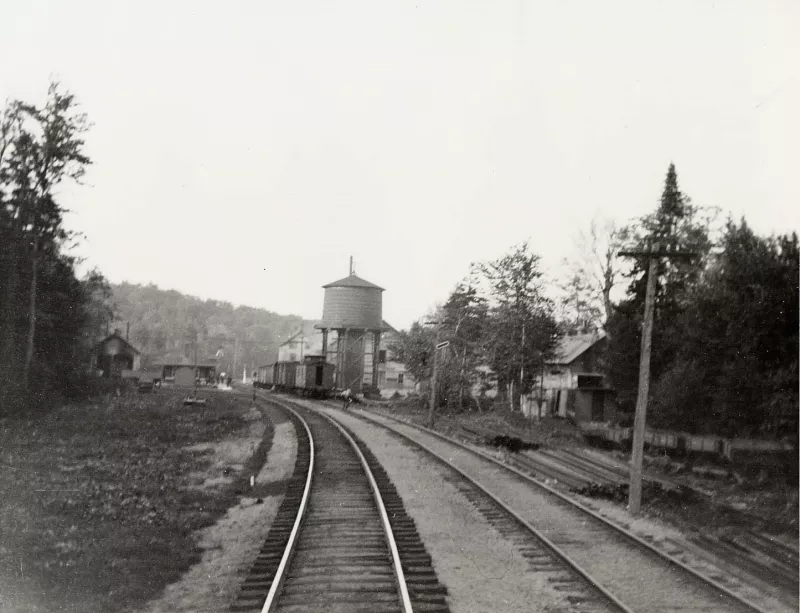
left=3, top=0, right=797, bottom=329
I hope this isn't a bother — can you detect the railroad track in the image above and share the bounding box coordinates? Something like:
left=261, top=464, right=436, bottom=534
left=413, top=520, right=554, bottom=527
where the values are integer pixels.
left=324, top=405, right=793, bottom=613
left=530, top=447, right=799, bottom=603
left=232, top=395, right=449, bottom=613
left=452, top=416, right=798, bottom=606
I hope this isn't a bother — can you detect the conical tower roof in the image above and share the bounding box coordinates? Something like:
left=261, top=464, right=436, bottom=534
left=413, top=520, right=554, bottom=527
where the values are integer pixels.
left=322, top=273, right=384, bottom=291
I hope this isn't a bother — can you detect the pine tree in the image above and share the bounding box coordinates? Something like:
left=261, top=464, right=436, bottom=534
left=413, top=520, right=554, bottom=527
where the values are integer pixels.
left=609, top=163, right=711, bottom=416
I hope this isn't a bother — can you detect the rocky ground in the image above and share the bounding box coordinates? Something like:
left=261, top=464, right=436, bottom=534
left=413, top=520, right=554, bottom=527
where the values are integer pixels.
left=0, top=388, right=281, bottom=613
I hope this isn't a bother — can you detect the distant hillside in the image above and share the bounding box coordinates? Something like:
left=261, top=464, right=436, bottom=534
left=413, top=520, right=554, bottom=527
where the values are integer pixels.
left=109, top=282, right=308, bottom=375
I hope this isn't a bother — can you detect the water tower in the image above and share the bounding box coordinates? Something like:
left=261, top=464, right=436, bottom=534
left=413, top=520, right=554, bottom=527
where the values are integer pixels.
left=316, top=259, right=386, bottom=392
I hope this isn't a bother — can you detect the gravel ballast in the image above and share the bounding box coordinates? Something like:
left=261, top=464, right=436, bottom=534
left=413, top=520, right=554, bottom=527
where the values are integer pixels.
left=355, top=409, right=791, bottom=613
left=318, top=405, right=606, bottom=613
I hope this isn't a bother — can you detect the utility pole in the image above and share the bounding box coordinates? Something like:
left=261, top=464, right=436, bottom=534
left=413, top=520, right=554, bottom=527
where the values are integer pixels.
left=423, top=320, right=445, bottom=428
left=619, top=242, right=696, bottom=515
left=428, top=322, right=441, bottom=428
left=194, top=339, right=198, bottom=391
left=520, top=321, right=525, bottom=416
left=232, top=337, right=239, bottom=384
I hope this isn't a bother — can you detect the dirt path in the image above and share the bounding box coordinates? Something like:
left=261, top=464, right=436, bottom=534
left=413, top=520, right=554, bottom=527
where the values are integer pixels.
left=136, top=404, right=296, bottom=613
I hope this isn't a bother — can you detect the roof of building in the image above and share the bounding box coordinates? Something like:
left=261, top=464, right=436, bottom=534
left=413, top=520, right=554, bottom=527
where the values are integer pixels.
left=280, top=330, right=304, bottom=346
left=279, top=320, right=323, bottom=347
left=159, top=362, right=218, bottom=368
left=155, top=352, right=217, bottom=368
left=97, top=332, right=141, bottom=354
left=551, top=331, right=606, bottom=365
left=322, top=273, right=385, bottom=291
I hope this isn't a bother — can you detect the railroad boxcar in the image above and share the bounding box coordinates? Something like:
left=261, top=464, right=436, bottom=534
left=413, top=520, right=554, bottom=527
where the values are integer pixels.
left=295, top=356, right=335, bottom=398
left=257, top=364, right=275, bottom=388
left=274, top=361, right=298, bottom=391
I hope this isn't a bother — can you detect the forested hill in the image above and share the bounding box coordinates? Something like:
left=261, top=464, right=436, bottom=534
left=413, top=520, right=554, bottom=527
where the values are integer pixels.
left=110, top=282, right=308, bottom=374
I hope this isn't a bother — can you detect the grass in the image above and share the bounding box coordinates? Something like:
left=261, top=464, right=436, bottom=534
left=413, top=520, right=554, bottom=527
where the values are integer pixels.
left=0, top=389, right=261, bottom=613
left=375, top=394, right=585, bottom=446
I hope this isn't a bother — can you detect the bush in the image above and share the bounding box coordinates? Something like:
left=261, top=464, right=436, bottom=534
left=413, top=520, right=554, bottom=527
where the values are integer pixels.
left=361, top=385, right=382, bottom=400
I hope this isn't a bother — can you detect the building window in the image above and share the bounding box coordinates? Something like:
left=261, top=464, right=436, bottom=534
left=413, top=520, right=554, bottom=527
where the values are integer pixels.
left=398, top=373, right=404, bottom=385
left=577, top=374, right=603, bottom=388
left=290, top=353, right=297, bottom=362
left=379, top=350, right=387, bottom=363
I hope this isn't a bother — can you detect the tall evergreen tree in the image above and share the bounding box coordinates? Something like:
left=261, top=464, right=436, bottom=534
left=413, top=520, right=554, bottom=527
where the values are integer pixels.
left=609, top=164, right=710, bottom=415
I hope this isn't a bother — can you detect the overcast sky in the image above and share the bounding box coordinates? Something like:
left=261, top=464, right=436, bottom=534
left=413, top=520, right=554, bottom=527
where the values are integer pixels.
left=2, top=0, right=797, bottom=329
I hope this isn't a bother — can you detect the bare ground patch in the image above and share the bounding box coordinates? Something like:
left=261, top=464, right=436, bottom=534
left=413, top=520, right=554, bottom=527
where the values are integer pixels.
left=0, top=390, right=276, bottom=613
left=138, top=418, right=297, bottom=613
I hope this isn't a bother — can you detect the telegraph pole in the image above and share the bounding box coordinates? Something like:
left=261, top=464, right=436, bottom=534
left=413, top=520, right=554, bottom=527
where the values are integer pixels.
left=424, top=319, right=452, bottom=428
left=426, top=322, right=441, bottom=428
left=619, top=242, right=696, bottom=515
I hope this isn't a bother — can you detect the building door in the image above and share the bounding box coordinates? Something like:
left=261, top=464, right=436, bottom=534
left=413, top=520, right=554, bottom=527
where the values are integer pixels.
left=315, top=365, right=324, bottom=386
left=591, top=391, right=605, bottom=421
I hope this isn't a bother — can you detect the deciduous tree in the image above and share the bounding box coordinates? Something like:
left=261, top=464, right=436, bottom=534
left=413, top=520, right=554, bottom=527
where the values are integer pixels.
left=480, top=242, right=560, bottom=411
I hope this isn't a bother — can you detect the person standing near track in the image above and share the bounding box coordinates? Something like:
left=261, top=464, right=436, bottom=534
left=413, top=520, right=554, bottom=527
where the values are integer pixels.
left=341, top=387, right=352, bottom=410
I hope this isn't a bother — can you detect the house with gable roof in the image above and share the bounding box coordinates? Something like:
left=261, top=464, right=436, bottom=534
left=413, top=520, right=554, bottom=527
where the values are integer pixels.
left=536, top=330, right=615, bottom=422
left=93, top=329, right=141, bottom=378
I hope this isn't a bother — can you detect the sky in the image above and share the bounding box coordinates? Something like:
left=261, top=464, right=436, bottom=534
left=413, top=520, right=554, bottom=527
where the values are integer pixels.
left=2, top=0, right=798, bottom=330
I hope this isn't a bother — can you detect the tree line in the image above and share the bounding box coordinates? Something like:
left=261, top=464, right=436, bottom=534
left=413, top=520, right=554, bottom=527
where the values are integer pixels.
left=0, top=83, right=106, bottom=414
left=390, top=243, right=560, bottom=413
left=0, top=83, right=312, bottom=415
left=606, top=165, right=798, bottom=437
left=110, top=281, right=307, bottom=375
left=395, top=164, right=798, bottom=439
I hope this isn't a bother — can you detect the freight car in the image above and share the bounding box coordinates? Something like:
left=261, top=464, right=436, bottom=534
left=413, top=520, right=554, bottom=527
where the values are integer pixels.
left=295, top=356, right=335, bottom=398
left=260, top=356, right=336, bottom=398
left=274, top=361, right=297, bottom=391
left=256, top=364, right=275, bottom=388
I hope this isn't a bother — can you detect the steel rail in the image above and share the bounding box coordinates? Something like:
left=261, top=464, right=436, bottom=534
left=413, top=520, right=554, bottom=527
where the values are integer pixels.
left=259, top=402, right=315, bottom=613
left=260, top=395, right=414, bottom=613
left=353, top=406, right=770, bottom=613
left=315, top=408, right=415, bottom=613
left=322, top=406, right=633, bottom=613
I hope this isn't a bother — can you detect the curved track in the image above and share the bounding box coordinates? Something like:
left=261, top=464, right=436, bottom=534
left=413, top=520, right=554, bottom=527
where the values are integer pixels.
left=233, top=396, right=449, bottom=613
left=326, top=405, right=786, bottom=613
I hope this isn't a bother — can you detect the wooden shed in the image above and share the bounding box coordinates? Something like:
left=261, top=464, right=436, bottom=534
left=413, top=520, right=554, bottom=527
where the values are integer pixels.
left=95, top=330, right=141, bottom=378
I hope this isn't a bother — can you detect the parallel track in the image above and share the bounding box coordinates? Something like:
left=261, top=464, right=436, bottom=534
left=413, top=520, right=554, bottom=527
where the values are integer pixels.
left=511, top=439, right=798, bottom=605
left=233, top=395, right=449, bottom=613
left=330, top=405, right=786, bottom=613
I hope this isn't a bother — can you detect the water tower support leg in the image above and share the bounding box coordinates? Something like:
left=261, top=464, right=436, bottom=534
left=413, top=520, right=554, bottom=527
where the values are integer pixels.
left=372, top=332, right=380, bottom=390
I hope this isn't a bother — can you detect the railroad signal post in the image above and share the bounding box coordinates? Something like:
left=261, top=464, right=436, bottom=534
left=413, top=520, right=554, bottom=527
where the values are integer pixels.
left=618, top=242, right=696, bottom=516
